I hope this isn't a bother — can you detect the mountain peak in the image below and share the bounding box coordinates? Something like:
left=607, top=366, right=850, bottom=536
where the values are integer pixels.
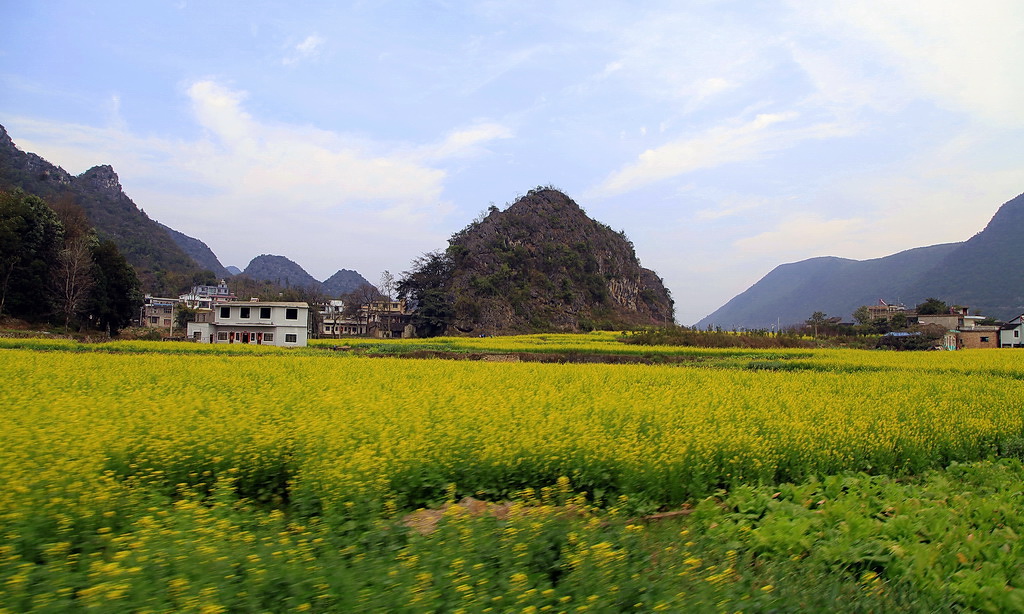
left=78, top=165, right=121, bottom=192
left=242, top=254, right=321, bottom=291
left=434, top=188, right=673, bottom=333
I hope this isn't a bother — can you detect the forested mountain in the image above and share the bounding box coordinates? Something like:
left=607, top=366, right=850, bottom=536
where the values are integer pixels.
left=0, top=124, right=205, bottom=294
left=399, top=187, right=673, bottom=335
left=157, top=222, right=231, bottom=279
left=698, top=192, right=1024, bottom=328
left=0, top=124, right=372, bottom=297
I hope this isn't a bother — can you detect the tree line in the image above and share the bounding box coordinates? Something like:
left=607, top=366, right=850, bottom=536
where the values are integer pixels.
left=0, top=189, right=141, bottom=334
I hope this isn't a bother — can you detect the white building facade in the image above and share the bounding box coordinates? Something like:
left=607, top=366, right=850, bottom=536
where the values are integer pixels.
left=1001, top=315, right=1024, bottom=348
left=187, top=301, right=310, bottom=347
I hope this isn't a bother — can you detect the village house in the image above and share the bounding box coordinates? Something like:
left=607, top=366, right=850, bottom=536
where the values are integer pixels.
left=867, top=300, right=914, bottom=322
left=318, top=298, right=414, bottom=338
left=140, top=295, right=178, bottom=330
left=319, top=300, right=367, bottom=337
left=917, top=306, right=1001, bottom=349
left=1000, top=315, right=1024, bottom=348
left=178, top=281, right=235, bottom=309
left=187, top=300, right=310, bottom=347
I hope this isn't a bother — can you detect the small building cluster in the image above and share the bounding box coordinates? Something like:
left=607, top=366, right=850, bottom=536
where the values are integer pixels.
left=319, top=299, right=414, bottom=339
left=140, top=282, right=236, bottom=333
left=870, top=300, right=1023, bottom=349
left=138, top=281, right=416, bottom=347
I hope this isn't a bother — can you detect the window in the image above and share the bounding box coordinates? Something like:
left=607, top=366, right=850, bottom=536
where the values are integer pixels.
left=217, top=332, right=228, bottom=341
left=240, top=307, right=251, bottom=319
left=285, top=334, right=297, bottom=343
left=193, top=331, right=201, bottom=340
left=286, top=308, right=298, bottom=320
left=1015, top=330, right=1020, bottom=338
left=980, top=336, right=990, bottom=343
left=220, top=307, right=230, bottom=319
left=149, top=317, right=158, bottom=324
left=264, top=333, right=274, bottom=342
left=260, top=307, right=271, bottom=319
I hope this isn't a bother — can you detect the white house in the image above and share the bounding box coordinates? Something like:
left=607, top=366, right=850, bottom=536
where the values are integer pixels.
left=1000, top=315, right=1024, bottom=348
left=179, top=281, right=235, bottom=309
left=187, top=301, right=310, bottom=347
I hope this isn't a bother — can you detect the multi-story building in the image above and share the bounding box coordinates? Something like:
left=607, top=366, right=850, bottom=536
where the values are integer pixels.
left=866, top=300, right=912, bottom=322
left=179, top=282, right=235, bottom=309
left=186, top=301, right=310, bottom=347
left=140, top=295, right=179, bottom=330
left=318, top=298, right=413, bottom=338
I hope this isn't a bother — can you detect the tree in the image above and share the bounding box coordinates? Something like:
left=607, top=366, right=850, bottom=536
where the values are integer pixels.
left=805, top=311, right=828, bottom=337
left=52, top=235, right=95, bottom=331
left=341, top=283, right=383, bottom=336
left=174, top=303, right=198, bottom=330
left=890, top=312, right=909, bottom=329
left=916, top=297, right=949, bottom=315
left=0, top=190, right=64, bottom=320
left=85, top=239, right=142, bottom=335
left=852, top=305, right=872, bottom=326
left=397, top=251, right=455, bottom=337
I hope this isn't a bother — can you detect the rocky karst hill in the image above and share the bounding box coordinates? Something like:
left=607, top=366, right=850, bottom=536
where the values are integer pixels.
left=242, top=255, right=322, bottom=291
left=401, top=188, right=673, bottom=335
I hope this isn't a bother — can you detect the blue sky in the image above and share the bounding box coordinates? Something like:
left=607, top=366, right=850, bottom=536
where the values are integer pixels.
left=3, top=1, right=1023, bottom=324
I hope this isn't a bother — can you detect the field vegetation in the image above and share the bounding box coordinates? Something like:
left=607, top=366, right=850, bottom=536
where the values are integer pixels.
left=3, top=335, right=1024, bottom=611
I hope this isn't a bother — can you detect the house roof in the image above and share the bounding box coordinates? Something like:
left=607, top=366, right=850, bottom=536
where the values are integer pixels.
left=212, top=301, right=309, bottom=308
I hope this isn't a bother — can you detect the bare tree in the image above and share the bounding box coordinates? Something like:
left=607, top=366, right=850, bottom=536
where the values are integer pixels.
left=53, top=236, right=94, bottom=331
left=342, top=283, right=383, bottom=336
left=378, top=270, right=396, bottom=300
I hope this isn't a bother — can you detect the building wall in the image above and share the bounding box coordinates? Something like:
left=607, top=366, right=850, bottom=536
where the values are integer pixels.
left=1000, top=326, right=1023, bottom=348
left=957, top=331, right=999, bottom=349
left=917, top=314, right=960, bottom=330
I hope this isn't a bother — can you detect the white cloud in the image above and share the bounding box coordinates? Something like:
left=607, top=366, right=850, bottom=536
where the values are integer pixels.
left=282, top=34, right=326, bottom=66
left=693, top=194, right=773, bottom=221
left=422, top=122, right=514, bottom=161
left=790, top=1, right=1024, bottom=127
left=591, top=112, right=848, bottom=196
left=5, top=79, right=512, bottom=280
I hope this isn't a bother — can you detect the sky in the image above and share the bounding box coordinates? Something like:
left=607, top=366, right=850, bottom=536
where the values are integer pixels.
left=2, top=1, right=1024, bottom=324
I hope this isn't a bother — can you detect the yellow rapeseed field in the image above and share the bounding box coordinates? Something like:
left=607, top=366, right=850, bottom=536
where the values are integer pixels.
left=3, top=338, right=1024, bottom=611
left=2, top=342, right=1020, bottom=514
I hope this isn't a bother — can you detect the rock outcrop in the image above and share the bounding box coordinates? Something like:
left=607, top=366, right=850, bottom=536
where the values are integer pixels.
left=404, top=188, right=673, bottom=334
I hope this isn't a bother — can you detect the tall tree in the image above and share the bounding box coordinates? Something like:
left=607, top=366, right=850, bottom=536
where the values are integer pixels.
left=397, top=251, right=455, bottom=337
left=86, top=239, right=142, bottom=335
left=341, top=283, right=383, bottom=336
left=53, top=235, right=95, bottom=331
left=0, top=190, right=63, bottom=320
left=852, top=305, right=872, bottom=326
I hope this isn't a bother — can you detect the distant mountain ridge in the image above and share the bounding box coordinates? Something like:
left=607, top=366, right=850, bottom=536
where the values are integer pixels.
left=242, top=255, right=322, bottom=290
left=240, top=255, right=372, bottom=297
left=698, top=192, right=1024, bottom=328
